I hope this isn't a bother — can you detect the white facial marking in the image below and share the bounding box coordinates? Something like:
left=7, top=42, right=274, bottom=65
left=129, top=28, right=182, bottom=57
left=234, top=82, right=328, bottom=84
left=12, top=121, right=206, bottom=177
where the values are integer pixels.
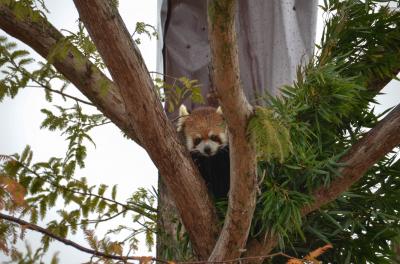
left=219, top=132, right=228, bottom=146
left=185, top=133, right=201, bottom=152
left=195, top=139, right=221, bottom=156
left=186, top=136, right=193, bottom=151
left=186, top=131, right=228, bottom=156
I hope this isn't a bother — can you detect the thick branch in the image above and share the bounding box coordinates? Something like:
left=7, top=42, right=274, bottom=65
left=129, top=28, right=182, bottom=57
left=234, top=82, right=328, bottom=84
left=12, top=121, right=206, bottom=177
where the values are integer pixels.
left=246, top=104, right=400, bottom=259
left=302, top=104, right=400, bottom=215
left=367, top=70, right=400, bottom=93
left=73, top=0, right=219, bottom=259
left=207, top=0, right=257, bottom=261
left=0, top=4, right=139, bottom=144
left=0, top=212, right=166, bottom=263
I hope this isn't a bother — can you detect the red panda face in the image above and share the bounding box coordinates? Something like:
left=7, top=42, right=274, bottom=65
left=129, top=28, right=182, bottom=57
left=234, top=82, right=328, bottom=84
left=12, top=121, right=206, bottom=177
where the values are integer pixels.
left=177, top=106, right=228, bottom=156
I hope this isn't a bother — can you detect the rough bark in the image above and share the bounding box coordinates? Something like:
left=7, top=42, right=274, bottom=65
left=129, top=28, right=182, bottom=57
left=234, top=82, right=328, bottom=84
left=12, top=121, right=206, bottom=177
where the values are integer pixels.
left=395, top=243, right=400, bottom=263
left=244, top=233, right=277, bottom=260
left=72, top=0, right=218, bottom=259
left=0, top=4, right=140, bottom=144
left=156, top=177, right=191, bottom=260
left=207, top=0, right=257, bottom=261
left=2, top=1, right=399, bottom=261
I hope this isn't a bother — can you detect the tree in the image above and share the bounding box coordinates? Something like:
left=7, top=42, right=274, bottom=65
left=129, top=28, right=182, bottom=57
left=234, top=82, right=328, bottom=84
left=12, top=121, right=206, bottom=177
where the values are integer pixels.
left=0, top=0, right=399, bottom=263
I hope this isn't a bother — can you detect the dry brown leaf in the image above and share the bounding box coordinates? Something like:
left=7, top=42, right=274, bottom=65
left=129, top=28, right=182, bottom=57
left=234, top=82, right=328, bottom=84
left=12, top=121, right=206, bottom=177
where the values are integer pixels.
left=287, top=258, right=304, bottom=264
left=305, top=244, right=333, bottom=261
left=286, top=244, right=333, bottom=264
left=139, top=256, right=153, bottom=264
left=0, top=239, right=9, bottom=255
left=0, top=176, right=26, bottom=207
left=110, top=242, right=123, bottom=256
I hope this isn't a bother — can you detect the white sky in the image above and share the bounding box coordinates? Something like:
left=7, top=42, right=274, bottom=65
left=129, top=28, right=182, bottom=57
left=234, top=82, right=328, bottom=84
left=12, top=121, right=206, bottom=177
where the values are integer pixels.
left=0, top=1, right=399, bottom=263
left=0, top=1, right=158, bottom=263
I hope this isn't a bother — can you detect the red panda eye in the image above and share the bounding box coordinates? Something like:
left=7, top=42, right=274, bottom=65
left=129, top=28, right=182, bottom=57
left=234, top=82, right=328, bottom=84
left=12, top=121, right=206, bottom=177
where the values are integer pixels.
left=193, top=137, right=202, bottom=146
left=210, top=135, right=220, bottom=142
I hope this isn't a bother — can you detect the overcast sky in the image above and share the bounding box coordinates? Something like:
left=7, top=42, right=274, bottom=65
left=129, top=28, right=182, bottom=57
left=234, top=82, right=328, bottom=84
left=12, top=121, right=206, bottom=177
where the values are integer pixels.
left=0, top=1, right=158, bottom=263
left=0, top=1, right=399, bottom=263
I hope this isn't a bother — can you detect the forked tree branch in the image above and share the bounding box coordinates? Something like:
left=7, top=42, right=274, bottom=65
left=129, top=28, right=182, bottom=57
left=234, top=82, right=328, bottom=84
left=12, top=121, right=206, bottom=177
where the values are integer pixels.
left=3, top=1, right=397, bottom=261
left=246, top=103, right=400, bottom=258
left=1, top=2, right=219, bottom=258
left=0, top=212, right=167, bottom=263
left=207, top=0, right=257, bottom=261
left=72, top=0, right=219, bottom=259
left=0, top=4, right=140, bottom=144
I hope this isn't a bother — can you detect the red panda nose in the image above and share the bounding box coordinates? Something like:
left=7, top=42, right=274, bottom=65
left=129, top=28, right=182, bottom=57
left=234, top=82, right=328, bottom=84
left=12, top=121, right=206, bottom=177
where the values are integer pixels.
left=204, top=146, right=212, bottom=155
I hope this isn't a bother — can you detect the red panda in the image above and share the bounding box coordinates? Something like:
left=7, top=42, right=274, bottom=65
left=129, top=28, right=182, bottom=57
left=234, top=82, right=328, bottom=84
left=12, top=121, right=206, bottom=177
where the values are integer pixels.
left=177, top=105, right=228, bottom=156
left=177, top=105, right=230, bottom=200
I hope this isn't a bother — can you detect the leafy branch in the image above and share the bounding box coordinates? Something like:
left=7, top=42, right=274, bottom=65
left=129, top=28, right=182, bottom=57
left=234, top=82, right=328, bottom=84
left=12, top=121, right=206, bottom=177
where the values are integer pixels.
left=151, top=71, right=204, bottom=112
left=0, top=212, right=165, bottom=263
left=0, top=36, right=93, bottom=105
left=1, top=211, right=332, bottom=264
left=131, top=21, right=158, bottom=45
left=1, top=151, right=157, bottom=220
left=0, top=148, right=157, bottom=256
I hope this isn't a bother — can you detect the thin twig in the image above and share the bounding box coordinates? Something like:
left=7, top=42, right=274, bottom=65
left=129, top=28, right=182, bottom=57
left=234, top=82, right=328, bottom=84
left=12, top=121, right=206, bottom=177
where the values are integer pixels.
left=0, top=156, right=157, bottom=221
left=149, top=71, right=181, bottom=82
left=0, top=210, right=309, bottom=263
left=26, top=85, right=94, bottom=106
left=0, top=212, right=168, bottom=263
left=171, top=114, right=189, bottom=124
left=57, top=117, right=112, bottom=128
left=3, top=47, right=94, bottom=106
left=49, top=180, right=157, bottom=221
left=65, top=209, right=128, bottom=227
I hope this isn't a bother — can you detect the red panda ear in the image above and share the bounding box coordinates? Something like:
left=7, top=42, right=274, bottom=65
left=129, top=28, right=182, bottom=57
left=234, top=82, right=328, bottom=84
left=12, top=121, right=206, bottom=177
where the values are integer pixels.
left=216, top=106, right=223, bottom=115
left=179, top=104, right=190, bottom=116
left=177, top=105, right=190, bottom=132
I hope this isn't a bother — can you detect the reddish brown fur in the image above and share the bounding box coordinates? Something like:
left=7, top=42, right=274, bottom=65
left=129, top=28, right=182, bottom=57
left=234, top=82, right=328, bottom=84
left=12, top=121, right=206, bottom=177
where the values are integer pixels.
left=183, top=107, right=225, bottom=139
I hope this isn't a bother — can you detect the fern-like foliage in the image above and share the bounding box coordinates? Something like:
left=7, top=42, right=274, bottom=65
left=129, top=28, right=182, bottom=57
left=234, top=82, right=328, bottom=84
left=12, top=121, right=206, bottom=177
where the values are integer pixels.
left=0, top=1, right=163, bottom=260
left=0, top=145, right=157, bottom=258
left=2, top=243, right=59, bottom=264
left=56, top=20, right=107, bottom=70
left=132, top=22, right=158, bottom=45
left=40, top=104, right=109, bottom=173
left=153, top=75, right=204, bottom=112
left=249, top=1, right=400, bottom=263
left=248, top=106, right=292, bottom=163
left=0, top=0, right=399, bottom=263
left=0, top=0, right=48, bottom=22
left=318, top=0, right=400, bottom=86
left=0, top=36, right=71, bottom=103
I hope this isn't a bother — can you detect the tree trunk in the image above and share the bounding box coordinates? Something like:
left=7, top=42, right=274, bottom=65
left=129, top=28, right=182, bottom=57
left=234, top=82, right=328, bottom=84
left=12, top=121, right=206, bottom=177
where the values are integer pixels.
left=157, top=0, right=318, bottom=260
left=395, top=243, right=400, bottom=263
left=1, top=0, right=399, bottom=261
